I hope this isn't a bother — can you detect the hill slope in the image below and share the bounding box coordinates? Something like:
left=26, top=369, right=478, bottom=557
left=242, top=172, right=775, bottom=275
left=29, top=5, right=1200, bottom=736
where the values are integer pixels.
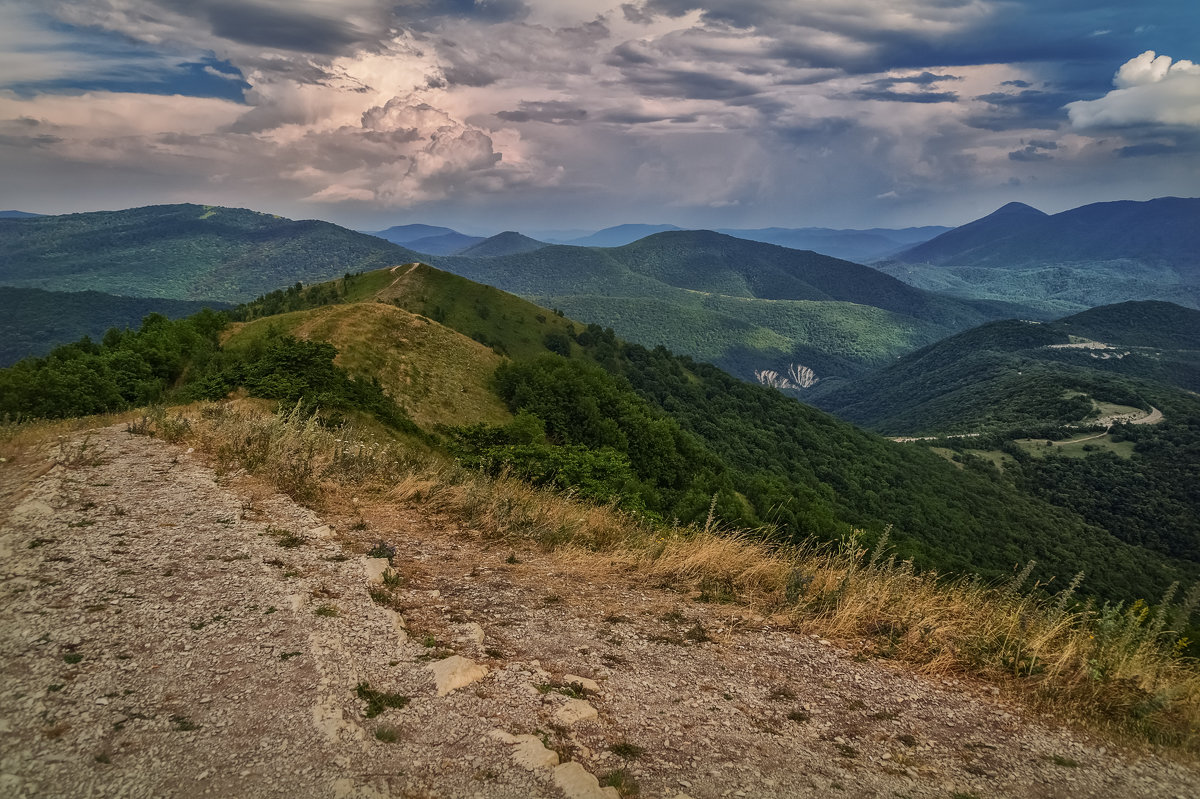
left=369, top=223, right=460, bottom=244
left=811, top=301, right=1200, bottom=434
left=0, top=204, right=421, bottom=303
left=6, top=423, right=1196, bottom=795
left=405, top=231, right=486, bottom=255
left=435, top=231, right=1030, bottom=383
left=880, top=197, right=1200, bottom=311
left=226, top=266, right=1197, bottom=601
left=564, top=223, right=682, bottom=247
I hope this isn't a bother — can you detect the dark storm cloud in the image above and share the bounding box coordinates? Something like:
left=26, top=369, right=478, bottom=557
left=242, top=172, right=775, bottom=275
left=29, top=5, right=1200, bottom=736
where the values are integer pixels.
left=496, top=101, right=588, bottom=123
left=1116, top=142, right=1179, bottom=158
left=966, top=89, right=1074, bottom=131
left=773, top=117, right=855, bottom=143
left=597, top=110, right=698, bottom=124
left=614, top=63, right=763, bottom=102
left=868, top=72, right=962, bottom=88
left=440, top=63, right=500, bottom=88
left=1002, top=79, right=1033, bottom=88
left=850, top=89, right=959, bottom=103
left=171, top=1, right=368, bottom=55
left=621, top=3, right=656, bottom=24
left=1008, top=139, right=1057, bottom=161
left=638, top=0, right=1198, bottom=84
left=421, top=0, right=530, bottom=21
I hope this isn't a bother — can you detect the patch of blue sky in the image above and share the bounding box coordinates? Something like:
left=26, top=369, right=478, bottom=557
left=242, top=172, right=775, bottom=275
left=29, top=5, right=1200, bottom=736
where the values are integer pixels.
left=1, top=16, right=247, bottom=101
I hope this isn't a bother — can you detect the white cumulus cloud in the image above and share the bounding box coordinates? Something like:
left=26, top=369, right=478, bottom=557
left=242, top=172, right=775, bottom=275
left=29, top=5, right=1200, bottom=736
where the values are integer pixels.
left=1067, top=51, right=1200, bottom=130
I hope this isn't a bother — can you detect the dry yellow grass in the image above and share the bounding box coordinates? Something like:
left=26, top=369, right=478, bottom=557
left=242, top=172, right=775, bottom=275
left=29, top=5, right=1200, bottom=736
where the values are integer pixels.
left=11, top=401, right=1199, bottom=752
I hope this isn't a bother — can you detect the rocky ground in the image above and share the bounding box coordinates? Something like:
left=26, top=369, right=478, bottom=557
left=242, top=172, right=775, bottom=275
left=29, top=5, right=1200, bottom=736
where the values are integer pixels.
left=1, top=424, right=1197, bottom=798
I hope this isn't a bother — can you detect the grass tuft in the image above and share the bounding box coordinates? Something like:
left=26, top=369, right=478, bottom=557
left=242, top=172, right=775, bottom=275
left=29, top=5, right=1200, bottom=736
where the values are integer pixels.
left=356, top=682, right=410, bottom=718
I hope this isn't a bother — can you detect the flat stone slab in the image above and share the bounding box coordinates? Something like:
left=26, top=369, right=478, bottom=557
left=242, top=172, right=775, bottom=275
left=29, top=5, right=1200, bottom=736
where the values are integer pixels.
left=488, top=730, right=561, bottom=771
left=363, top=557, right=391, bottom=584
left=429, top=655, right=488, bottom=696
left=553, top=762, right=619, bottom=799
left=554, top=698, right=598, bottom=726
left=562, top=673, right=600, bottom=694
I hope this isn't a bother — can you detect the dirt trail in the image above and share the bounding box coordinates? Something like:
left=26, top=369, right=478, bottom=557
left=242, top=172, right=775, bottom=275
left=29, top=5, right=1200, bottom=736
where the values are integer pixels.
left=2, top=425, right=1197, bottom=798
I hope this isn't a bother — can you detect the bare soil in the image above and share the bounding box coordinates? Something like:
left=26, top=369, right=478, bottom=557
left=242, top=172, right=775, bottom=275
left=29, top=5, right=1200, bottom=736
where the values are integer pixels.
left=2, top=424, right=1197, bottom=798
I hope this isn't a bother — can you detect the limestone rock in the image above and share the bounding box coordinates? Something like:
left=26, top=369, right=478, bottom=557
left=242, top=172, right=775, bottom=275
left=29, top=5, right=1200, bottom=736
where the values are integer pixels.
left=563, top=674, right=600, bottom=694
left=488, top=729, right=560, bottom=771
left=363, top=557, right=391, bottom=584
left=429, top=655, right=487, bottom=696
left=459, top=622, right=485, bottom=646
left=553, top=762, right=619, bottom=799
left=554, top=698, right=598, bottom=726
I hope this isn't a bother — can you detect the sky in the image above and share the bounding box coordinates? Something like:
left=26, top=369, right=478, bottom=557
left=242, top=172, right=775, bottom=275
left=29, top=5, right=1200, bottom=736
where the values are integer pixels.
left=0, top=1, right=1198, bottom=233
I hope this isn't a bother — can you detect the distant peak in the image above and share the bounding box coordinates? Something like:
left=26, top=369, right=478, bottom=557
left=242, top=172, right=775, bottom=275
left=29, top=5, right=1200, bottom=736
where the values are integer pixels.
left=988, top=201, right=1047, bottom=218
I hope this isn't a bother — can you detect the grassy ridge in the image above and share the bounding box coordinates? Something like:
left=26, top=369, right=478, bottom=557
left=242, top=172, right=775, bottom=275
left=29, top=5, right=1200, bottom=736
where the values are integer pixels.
left=229, top=266, right=1200, bottom=603
left=224, top=303, right=511, bottom=430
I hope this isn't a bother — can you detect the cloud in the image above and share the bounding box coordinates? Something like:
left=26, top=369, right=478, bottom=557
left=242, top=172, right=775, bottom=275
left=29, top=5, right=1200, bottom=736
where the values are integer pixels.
left=496, top=101, right=587, bottom=123
left=4, top=1, right=1200, bottom=230
left=869, top=71, right=962, bottom=87
left=1067, top=51, right=1200, bottom=130
left=189, top=1, right=368, bottom=54
left=851, top=89, right=958, bottom=103
left=967, top=88, right=1071, bottom=130
left=1008, top=139, right=1057, bottom=161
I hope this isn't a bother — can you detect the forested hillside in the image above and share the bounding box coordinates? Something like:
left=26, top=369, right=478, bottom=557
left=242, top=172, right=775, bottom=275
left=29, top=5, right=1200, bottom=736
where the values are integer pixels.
left=0, top=287, right=229, bottom=366
left=5, top=265, right=1195, bottom=604
left=811, top=302, right=1200, bottom=433
left=0, top=204, right=421, bottom=303
left=433, top=230, right=1029, bottom=383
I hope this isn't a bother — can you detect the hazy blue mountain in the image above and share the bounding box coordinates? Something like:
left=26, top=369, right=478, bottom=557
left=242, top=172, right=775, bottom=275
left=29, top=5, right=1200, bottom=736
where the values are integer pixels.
left=715, top=225, right=951, bottom=262
left=0, top=210, right=43, bottom=219
left=0, top=286, right=229, bottom=365
left=369, top=223, right=461, bottom=245
left=405, top=231, right=486, bottom=255
left=880, top=197, right=1200, bottom=312
left=457, top=231, right=547, bottom=257
left=565, top=224, right=683, bottom=247
left=525, top=228, right=595, bottom=243
left=0, top=204, right=422, bottom=303
left=893, top=201, right=1049, bottom=266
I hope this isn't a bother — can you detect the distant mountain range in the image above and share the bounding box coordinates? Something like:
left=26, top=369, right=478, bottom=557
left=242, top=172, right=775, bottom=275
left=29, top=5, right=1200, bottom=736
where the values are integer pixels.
left=434, top=230, right=1026, bottom=383
left=561, top=224, right=684, bottom=247
left=0, top=210, right=43, bottom=219
left=879, top=197, right=1200, bottom=312
left=0, top=204, right=421, bottom=303
left=367, top=220, right=949, bottom=260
